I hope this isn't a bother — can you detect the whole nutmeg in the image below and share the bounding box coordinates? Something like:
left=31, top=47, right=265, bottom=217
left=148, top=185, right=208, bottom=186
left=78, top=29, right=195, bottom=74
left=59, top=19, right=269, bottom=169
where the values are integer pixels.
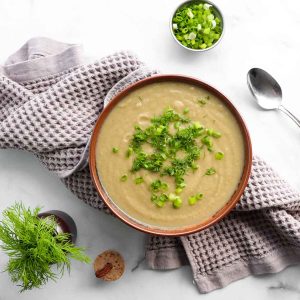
left=94, top=250, right=125, bottom=281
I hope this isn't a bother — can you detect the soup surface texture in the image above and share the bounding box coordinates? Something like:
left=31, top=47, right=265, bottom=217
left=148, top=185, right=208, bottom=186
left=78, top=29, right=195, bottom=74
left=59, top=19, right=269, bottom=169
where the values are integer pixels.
left=96, top=81, right=245, bottom=228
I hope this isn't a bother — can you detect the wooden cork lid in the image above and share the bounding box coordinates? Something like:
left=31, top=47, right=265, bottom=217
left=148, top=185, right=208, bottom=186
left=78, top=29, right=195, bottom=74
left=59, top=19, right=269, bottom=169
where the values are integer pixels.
left=93, top=250, right=125, bottom=281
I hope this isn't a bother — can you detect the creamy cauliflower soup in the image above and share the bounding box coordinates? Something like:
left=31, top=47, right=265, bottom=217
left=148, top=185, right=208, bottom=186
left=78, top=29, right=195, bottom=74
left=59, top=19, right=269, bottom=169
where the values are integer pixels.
left=95, top=81, right=245, bottom=228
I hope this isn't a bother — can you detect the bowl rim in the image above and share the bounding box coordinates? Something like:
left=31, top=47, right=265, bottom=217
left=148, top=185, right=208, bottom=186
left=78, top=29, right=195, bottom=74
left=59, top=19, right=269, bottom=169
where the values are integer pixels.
left=89, top=74, right=252, bottom=236
left=170, top=0, right=225, bottom=52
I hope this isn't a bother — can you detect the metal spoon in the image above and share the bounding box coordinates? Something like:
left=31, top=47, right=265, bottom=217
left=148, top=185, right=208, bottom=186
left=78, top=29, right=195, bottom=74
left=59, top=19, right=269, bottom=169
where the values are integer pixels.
left=247, top=68, right=300, bottom=128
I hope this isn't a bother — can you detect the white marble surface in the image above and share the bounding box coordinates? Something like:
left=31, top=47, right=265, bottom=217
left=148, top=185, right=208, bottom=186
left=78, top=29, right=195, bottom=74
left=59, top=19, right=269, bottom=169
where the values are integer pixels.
left=1, top=0, right=300, bottom=299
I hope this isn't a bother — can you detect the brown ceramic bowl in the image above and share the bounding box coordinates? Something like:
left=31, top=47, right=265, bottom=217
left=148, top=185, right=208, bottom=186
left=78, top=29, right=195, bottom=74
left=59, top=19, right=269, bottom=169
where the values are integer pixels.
left=89, top=75, right=252, bottom=236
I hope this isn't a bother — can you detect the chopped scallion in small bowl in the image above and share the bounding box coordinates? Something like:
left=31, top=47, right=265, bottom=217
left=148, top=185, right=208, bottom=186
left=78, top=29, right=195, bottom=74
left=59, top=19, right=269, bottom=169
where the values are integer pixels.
left=170, top=0, right=224, bottom=52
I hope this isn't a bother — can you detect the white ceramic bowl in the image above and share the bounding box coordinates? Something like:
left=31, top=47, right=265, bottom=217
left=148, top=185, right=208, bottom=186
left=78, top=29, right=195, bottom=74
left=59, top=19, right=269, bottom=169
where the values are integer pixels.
left=170, top=0, right=225, bottom=52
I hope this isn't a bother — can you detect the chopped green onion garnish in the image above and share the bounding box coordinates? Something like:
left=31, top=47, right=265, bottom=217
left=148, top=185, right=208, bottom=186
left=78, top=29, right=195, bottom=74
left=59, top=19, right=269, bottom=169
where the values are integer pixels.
left=206, top=129, right=214, bottom=136
left=112, top=147, right=119, bottom=153
left=168, top=193, right=177, bottom=201
left=177, top=182, right=186, bottom=189
left=151, top=193, right=168, bottom=208
left=215, top=151, right=224, bottom=160
left=206, top=129, right=221, bottom=138
left=135, top=177, right=144, bottom=184
left=151, top=194, right=158, bottom=201
left=172, top=2, right=222, bottom=50
left=205, top=168, right=216, bottom=175
left=188, top=32, right=196, bottom=40
left=183, top=107, right=189, bottom=114
left=191, top=162, right=198, bottom=170
left=198, top=99, right=207, bottom=106
left=193, top=122, right=203, bottom=129
left=188, top=196, right=197, bottom=205
left=173, top=197, right=182, bottom=208
left=203, top=28, right=210, bottom=35
left=159, top=194, right=168, bottom=202
left=126, top=147, right=133, bottom=157
left=168, top=193, right=183, bottom=208
left=195, top=193, right=203, bottom=200
left=201, top=136, right=213, bottom=147
left=188, top=193, right=203, bottom=205
left=175, top=187, right=183, bottom=195
left=154, top=199, right=165, bottom=208
left=120, top=174, right=128, bottom=182
left=212, top=131, right=221, bottom=138
left=118, top=107, right=223, bottom=209
left=204, top=3, right=212, bottom=10
left=161, top=183, right=168, bottom=191
left=174, top=121, right=181, bottom=129
left=151, top=180, right=168, bottom=192
left=187, top=8, right=194, bottom=18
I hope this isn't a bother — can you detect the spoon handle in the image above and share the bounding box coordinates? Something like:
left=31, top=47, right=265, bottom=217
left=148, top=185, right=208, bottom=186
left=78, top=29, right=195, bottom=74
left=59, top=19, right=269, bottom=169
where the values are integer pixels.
left=278, top=105, right=300, bottom=128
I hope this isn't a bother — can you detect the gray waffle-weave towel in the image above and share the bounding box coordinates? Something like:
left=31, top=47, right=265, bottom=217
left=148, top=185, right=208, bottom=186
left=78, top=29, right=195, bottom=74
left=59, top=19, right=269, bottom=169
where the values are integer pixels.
left=1, top=38, right=300, bottom=293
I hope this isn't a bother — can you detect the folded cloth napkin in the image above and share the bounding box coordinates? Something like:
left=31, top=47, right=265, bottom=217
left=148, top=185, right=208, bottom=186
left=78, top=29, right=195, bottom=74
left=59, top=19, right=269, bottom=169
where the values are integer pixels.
left=1, top=37, right=300, bottom=293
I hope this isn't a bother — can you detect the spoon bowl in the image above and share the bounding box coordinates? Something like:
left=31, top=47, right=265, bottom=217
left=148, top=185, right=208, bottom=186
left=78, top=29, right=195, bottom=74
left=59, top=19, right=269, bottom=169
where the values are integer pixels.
left=247, top=68, right=282, bottom=110
left=247, top=67, right=300, bottom=128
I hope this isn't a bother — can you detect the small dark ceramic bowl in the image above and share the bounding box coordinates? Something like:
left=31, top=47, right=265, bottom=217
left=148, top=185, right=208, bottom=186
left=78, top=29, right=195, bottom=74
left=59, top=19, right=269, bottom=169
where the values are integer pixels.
left=89, top=75, right=252, bottom=236
left=38, top=210, right=77, bottom=243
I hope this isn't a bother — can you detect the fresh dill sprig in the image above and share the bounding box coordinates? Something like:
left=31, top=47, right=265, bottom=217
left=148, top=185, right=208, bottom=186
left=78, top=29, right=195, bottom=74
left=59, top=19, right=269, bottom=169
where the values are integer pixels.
left=0, top=203, right=90, bottom=292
